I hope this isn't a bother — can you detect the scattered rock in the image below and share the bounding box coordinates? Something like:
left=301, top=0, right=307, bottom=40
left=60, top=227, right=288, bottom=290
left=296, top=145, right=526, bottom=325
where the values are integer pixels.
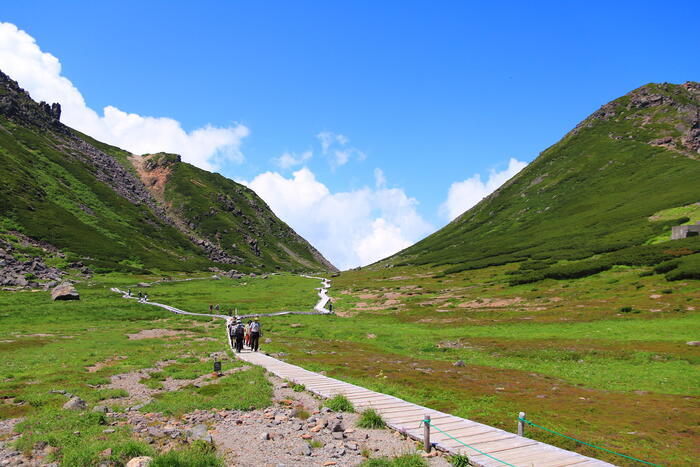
left=103, top=428, right=116, bottom=434
left=100, top=448, right=112, bottom=457
left=186, top=424, right=212, bottom=443
left=92, top=405, right=108, bottom=413
left=260, top=432, right=270, bottom=441
left=51, top=282, right=79, bottom=301
left=453, top=360, right=466, bottom=367
left=63, top=396, right=87, bottom=411
left=136, top=283, right=151, bottom=288
left=265, top=338, right=273, bottom=344
left=687, top=341, right=700, bottom=346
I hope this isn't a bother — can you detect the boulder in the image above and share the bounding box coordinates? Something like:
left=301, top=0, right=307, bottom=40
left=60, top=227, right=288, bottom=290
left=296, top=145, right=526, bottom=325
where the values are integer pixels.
left=92, top=405, right=108, bottom=413
left=63, top=396, right=87, bottom=411
left=126, top=457, right=152, bottom=467
left=51, top=283, right=79, bottom=301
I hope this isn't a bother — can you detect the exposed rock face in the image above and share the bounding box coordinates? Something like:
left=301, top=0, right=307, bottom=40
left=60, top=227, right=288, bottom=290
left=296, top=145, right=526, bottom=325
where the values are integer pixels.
left=571, top=81, right=700, bottom=156
left=51, top=282, right=80, bottom=301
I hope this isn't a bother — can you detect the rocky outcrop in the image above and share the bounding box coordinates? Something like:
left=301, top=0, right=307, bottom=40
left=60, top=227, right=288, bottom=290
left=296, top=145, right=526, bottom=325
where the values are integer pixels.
left=51, top=282, right=80, bottom=301
left=0, top=71, right=67, bottom=133
left=0, top=241, right=64, bottom=288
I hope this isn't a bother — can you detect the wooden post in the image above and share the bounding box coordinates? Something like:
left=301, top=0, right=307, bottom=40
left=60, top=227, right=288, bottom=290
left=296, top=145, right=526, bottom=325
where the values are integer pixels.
left=424, top=414, right=431, bottom=453
left=518, top=412, right=526, bottom=437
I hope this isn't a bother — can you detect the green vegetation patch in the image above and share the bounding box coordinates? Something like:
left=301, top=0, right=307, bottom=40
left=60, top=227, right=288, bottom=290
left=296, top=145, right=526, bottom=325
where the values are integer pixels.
left=324, top=394, right=354, bottom=412
left=357, top=408, right=386, bottom=429
left=142, top=366, right=272, bottom=416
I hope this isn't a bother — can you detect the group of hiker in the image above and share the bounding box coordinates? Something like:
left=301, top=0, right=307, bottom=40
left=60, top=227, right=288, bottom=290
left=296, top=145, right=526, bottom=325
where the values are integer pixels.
left=227, top=317, right=261, bottom=353
left=126, top=288, right=148, bottom=303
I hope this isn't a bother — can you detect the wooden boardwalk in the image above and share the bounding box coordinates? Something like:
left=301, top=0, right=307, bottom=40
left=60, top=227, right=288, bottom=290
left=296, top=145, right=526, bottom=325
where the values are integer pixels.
left=237, top=350, right=616, bottom=467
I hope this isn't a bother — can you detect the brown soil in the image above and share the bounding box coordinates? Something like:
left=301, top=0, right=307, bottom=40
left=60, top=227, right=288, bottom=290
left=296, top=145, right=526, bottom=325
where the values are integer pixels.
left=86, top=355, right=128, bottom=373
left=126, top=329, right=191, bottom=340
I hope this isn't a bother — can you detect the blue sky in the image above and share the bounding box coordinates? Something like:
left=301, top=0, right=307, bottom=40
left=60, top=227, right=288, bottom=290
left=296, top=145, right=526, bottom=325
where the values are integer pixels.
left=1, top=1, right=699, bottom=268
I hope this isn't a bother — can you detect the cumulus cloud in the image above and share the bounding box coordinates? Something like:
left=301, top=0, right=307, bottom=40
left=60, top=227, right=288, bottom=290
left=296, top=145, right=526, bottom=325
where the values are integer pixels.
left=316, top=131, right=365, bottom=167
left=440, top=158, right=527, bottom=221
left=242, top=168, right=432, bottom=269
left=273, top=150, right=313, bottom=169
left=0, top=22, right=248, bottom=171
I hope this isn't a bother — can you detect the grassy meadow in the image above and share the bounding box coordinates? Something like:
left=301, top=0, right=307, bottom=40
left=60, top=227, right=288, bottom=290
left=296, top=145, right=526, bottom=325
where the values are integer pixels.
left=1, top=269, right=697, bottom=465
left=0, top=273, right=298, bottom=465
left=255, top=265, right=699, bottom=466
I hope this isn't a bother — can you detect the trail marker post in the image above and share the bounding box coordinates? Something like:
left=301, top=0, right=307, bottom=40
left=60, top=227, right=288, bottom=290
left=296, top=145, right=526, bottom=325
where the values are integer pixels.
left=518, top=411, right=526, bottom=437
left=424, top=414, right=431, bottom=453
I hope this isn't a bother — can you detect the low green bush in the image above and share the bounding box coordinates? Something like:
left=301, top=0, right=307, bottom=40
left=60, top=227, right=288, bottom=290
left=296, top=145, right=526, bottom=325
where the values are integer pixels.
left=357, top=408, right=386, bottom=429
left=324, top=394, right=354, bottom=412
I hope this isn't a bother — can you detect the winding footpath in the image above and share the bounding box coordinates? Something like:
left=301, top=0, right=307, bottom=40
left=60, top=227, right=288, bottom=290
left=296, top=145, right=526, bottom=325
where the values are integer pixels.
left=113, top=277, right=615, bottom=467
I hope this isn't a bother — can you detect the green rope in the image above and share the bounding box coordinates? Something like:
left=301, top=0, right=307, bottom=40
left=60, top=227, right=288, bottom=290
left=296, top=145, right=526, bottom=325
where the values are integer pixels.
left=519, top=417, right=661, bottom=466
left=423, top=419, right=517, bottom=467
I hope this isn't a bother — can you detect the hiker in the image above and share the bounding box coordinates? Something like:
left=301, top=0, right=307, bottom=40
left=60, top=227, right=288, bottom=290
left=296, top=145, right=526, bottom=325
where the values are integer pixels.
left=209, top=304, right=213, bottom=313
left=138, top=291, right=142, bottom=299
left=215, top=304, right=220, bottom=311
left=244, top=320, right=252, bottom=347
left=233, top=319, right=245, bottom=353
left=226, top=317, right=235, bottom=349
left=127, top=288, right=131, bottom=297
left=329, top=302, right=333, bottom=312
left=144, top=294, right=148, bottom=302
left=249, top=318, right=261, bottom=352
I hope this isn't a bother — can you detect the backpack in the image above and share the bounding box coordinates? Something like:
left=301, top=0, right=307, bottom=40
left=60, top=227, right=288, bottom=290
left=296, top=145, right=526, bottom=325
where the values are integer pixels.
left=250, top=321, right=260, bottom=333
left=234, top=324, right=245, bottom=337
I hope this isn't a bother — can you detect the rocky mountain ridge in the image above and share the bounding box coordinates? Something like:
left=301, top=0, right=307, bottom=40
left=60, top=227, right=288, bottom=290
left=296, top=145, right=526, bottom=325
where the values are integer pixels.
left=0, top=70, right=335, bottom=276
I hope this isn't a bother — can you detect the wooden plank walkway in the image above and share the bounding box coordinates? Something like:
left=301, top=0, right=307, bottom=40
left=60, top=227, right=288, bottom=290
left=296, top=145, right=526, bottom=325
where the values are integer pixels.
left=236, top=350, right=616, bottom=467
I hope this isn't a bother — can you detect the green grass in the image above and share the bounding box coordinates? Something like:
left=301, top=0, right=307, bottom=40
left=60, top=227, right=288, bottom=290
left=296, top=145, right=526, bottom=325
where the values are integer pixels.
left=0, top=272, right=280, bottom=464
left=134, top=273, right=319, bottom=315
left=357, top=408, right=386, bottom=429
left=324, top=394, right=354, bottom=412
left=361, top=453, right=428, bottom=467
left=142, top=366, right=271, bottom=416
left=150, top=441, right=223, bottom=467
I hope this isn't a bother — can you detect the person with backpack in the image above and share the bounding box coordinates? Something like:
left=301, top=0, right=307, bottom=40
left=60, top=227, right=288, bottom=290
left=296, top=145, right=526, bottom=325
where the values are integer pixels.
left=249, top=318, right=261, bottom=352
left=225, top=317, right=234, bottom=349
left=233, top=319, right=246, bottom=353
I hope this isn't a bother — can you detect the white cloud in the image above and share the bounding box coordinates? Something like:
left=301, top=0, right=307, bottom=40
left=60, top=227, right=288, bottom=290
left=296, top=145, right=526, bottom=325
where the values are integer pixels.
left=273, top=150, right=312, bottom=169
left=0, top=22, right=248, bottom=171
left=242, top=168, right=432, bottom=269
left=440, top=158, right=527, bottom=221
left=374, top=168, right=386, bottom=188
left=316, top=130, right=365, bottom=167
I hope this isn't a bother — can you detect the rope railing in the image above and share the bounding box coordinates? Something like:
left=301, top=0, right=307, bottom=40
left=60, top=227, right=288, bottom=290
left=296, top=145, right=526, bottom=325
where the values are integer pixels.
left=518, top=416, right=661, bottom=466
left=422, top=418, right=517, bottom=467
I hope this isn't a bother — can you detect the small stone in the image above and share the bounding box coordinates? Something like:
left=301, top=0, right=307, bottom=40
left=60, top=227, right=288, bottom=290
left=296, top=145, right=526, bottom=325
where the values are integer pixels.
left=103, top=428, right=115, bottom=434
left=330, top=421, right=345, bottom=432
left=126, top=457, right=152, bottom=467
left=93, top=405, right=108, bottom=413
left=310, top=425, right=323, bottom=433
left=301, top=433, right=313, bottom=439
left=687, top=341, right=700, bottom=346
left=323, top=462, right=337, bottom=466
left=100, top=448, right=112, bottom=457
left=345, top=442, right=359, bottom=451
left=421, top=450, right=438, bottom=458
left=297, top=444, right=312, bottom=456
left=63, top=396, right=87, bottom=411
left=260, top=432, right=270, bottom=441
left=453, top=360, right=466, bottom=367
left=332, top=432, right=344, bottom=440
left=265, top=338, right=273, bottom=344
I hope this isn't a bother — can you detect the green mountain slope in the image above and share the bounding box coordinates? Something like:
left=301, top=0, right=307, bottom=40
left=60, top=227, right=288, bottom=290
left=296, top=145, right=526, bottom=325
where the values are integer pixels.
left=386, top=81, right=700, bottom=281
left=0, top=70, right=335, bottom=275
